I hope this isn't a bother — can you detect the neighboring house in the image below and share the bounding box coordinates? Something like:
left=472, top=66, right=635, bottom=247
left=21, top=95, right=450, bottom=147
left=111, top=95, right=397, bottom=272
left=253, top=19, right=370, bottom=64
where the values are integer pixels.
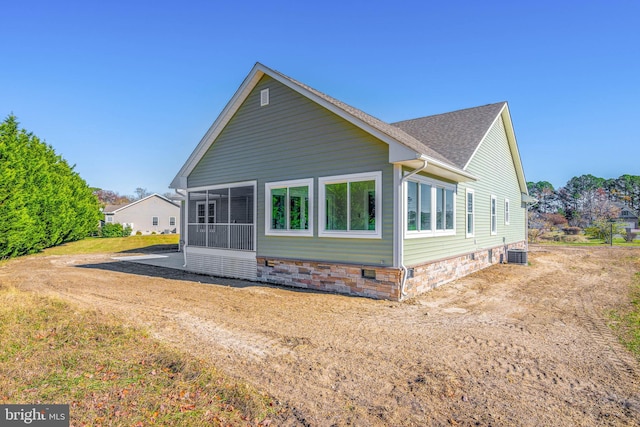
left=103, top=193, right=180, bottom=235
left=614, top=202, right=639, bottom=230
left=170, top=63, right=530, bottom=300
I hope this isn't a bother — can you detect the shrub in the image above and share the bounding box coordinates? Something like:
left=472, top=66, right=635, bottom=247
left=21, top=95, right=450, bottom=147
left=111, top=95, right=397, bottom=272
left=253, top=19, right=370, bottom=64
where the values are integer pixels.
left=624, top=229, right=639, bottom=243
left=101, top=223, right=130, bottom=238
left=563, top=226, right=582, bottom=235
left=585, top=220, right=626, bottom=244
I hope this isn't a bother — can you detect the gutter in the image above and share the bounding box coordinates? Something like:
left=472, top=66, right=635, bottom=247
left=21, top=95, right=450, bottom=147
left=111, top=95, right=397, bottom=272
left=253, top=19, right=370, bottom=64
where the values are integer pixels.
left=398, top=157, right=429, bottom=299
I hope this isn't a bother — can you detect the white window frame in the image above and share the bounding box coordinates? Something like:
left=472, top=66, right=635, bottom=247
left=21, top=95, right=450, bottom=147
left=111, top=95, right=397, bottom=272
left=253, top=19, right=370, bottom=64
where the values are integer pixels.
left=152, top=216, right=159, bottom=226
left=265, top=178, right=313, bottom=237
left=404, top=175, right=456, bottom=238
left=106, top=216, right=113, bottom=223
left=466, top=189, right=475, bottom=238
left=169, top=216, right=176, bottom=226
left=490, top=195, right=498, bottom=235
left=504, top=198, right=510, bottom=225
left=319, top=171, right=382, bottom=239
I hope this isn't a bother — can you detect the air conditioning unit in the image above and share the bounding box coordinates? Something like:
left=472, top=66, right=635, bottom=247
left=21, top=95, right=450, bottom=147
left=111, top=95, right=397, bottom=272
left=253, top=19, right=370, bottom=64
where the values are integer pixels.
left=507, top=249, right=528, bottom=265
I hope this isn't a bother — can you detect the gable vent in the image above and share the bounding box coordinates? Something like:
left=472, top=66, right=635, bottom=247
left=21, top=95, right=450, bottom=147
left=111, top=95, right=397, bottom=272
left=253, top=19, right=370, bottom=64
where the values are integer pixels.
left=260, top=88, right=269, bottom=106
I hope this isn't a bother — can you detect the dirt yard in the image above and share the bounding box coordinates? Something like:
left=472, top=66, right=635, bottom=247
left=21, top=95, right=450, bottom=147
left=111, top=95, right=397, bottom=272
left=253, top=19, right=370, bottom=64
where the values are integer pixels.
left=2, top=246, right=640, bottom=426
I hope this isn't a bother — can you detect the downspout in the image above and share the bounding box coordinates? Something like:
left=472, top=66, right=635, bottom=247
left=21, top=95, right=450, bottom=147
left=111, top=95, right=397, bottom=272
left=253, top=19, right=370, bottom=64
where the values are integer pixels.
left=398, top=158, right=428, bottom=299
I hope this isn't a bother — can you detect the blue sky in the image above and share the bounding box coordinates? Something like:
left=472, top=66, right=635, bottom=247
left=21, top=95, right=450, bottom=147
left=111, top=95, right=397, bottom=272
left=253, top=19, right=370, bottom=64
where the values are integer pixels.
left=2, top=0, right=638, bottom=196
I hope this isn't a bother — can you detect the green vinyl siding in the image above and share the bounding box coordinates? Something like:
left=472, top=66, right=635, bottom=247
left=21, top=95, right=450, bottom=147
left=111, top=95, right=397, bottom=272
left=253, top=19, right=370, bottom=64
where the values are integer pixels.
left=403, top=114, right=526, bottom=266
left=188, top=75, right=394, bottom=266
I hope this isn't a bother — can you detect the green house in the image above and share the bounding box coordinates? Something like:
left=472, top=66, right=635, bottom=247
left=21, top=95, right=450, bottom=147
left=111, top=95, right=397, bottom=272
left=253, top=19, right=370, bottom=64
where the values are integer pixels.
left=170, top=63, right=530, bottom=300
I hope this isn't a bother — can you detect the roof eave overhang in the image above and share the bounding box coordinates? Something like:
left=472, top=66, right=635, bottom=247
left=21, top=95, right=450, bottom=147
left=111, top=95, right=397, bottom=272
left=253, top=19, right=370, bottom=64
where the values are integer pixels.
left=394, top=155, right=477, bottom=183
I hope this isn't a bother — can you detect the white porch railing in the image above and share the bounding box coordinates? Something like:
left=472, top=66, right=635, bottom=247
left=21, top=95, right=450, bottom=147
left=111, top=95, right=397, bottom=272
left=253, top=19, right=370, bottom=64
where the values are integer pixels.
left=187, top=223, right=254, bottom=251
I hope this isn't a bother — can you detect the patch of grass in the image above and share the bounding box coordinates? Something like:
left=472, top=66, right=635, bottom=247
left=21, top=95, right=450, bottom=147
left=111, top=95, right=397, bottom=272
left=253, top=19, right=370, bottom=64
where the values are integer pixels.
left=0, top=286, right=278, bottom=425
left=609, top=268, right=640, bottom=359
left=41, top=234, right=180, bottom=256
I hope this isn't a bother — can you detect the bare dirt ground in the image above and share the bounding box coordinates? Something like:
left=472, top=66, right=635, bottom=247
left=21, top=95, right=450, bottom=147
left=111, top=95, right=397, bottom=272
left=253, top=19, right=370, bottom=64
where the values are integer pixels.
left=2, top=246, right=640, bottom=426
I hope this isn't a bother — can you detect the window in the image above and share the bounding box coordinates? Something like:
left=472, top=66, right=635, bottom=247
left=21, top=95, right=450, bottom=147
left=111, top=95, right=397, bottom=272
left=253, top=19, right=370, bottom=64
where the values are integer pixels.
left=407, top=181, right=432, bottom=232
left=405, top=176, right=455, bottom=237
left=169, top=216, right=176, bottom=226
left=265, top=179, right=313, bottom=236
left=504, top=199, right=510, bottom=225
left=152, top=216, right=159, bottom=226
left=106, top=216, right=113, bottom=223
left=319, top=171, right=381, bottom=238
left=490, top=195, right=497, bottom=235
left=196, top=202, right=206, bottom=224
left=466, top=189, right=475, bottom=238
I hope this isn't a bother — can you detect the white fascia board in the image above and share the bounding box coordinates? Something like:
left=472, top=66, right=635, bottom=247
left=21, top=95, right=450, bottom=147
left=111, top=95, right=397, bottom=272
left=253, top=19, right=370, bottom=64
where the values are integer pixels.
left=394, top=158, right=477, bottom=183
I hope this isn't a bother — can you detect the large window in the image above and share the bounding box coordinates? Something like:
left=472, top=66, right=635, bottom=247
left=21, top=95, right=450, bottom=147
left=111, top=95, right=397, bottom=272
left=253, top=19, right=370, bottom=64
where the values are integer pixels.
left=490, top=195, right=498, bottom=235
left=405, top=176, right=456, bottom=237
left=319, top=171, right=381, bottom=238
left=466, top=189, right=475, bottom=238
left=265, top=179, right=313, bottom=236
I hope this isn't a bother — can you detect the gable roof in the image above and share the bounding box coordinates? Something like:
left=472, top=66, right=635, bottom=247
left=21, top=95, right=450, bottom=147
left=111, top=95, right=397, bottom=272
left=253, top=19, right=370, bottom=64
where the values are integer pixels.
left=103, top=193, right=179, bottom=214
left=392, top=102, right=506, bottom=170
left=171, top=63, right=527, bottom=193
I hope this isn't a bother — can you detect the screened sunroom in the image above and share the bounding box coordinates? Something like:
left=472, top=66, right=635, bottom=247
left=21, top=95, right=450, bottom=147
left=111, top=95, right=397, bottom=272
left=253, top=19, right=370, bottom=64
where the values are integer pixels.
left=186, top=183, right=255, bottom=251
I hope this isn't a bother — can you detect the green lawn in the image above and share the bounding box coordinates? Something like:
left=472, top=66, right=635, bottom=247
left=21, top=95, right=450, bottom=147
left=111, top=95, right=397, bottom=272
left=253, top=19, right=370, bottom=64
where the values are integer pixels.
left=41, top=234, right=180, bottom=256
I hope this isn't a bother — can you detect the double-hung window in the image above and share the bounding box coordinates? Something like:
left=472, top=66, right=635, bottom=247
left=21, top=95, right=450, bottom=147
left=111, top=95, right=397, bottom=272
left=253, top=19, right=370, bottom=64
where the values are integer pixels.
left=490, top=195, right=498, bottom=235
left=265, top=179, right=313, bottom=236
left=407, top=181, right=432, bottom=232
left=319, top=171, right=381, bottom=239
left=152, top=216, right=159, bottom=226
left=405, top=176, right=456, bottom=237
left=466, top=189, right=475, bottom=238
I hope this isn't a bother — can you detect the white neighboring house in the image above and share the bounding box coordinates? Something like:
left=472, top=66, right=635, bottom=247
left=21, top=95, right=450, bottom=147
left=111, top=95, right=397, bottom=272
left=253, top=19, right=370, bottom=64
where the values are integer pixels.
left=103, top=194, right=180, bottom=235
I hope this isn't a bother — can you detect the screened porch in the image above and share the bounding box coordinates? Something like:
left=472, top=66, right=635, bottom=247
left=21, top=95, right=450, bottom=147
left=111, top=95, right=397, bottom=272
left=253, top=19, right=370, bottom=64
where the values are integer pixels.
left=186, top=184, right=255, bottom=251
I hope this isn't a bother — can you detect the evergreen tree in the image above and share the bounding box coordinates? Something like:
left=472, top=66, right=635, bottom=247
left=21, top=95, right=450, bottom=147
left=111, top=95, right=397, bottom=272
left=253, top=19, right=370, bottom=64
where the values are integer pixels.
left=0, top=115, right=101, bottom=258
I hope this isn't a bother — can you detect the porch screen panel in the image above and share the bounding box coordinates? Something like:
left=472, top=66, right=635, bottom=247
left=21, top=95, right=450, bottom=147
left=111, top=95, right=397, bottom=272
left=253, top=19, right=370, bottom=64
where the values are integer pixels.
left=230, top=186, right=254, bottom=250
left=188, top=191, right=207, bottom=246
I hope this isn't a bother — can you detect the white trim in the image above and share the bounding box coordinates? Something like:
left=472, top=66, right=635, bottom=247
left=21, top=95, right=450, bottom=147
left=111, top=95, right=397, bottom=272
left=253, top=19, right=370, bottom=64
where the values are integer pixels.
left=504, top=198, right=510, bottom=226
left=466, top=188, right=475, bottom=238
left=403, top=174, right=456, bottom=239
left=152, top=216, right=159, bottom=226
left=318, top=171, right=382, bottom=239
left=186, top=180, right=257, bottom=192
left=490, top=195, right=498, bottom=235
left=265, top=178, right=314, bottom=237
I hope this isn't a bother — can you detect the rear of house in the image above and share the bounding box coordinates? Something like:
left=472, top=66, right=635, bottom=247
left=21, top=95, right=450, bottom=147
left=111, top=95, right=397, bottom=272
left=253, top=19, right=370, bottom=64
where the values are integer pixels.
left=170, top=63, right=529, bottom=300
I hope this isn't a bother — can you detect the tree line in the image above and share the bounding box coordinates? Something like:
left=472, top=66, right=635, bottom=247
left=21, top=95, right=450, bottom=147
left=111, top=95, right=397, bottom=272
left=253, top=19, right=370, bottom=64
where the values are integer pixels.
left=528, top=174, right=639, bottom=226
left=527, top=174, right=639, bottom=243
left=0, top=115, right=101, bottom=258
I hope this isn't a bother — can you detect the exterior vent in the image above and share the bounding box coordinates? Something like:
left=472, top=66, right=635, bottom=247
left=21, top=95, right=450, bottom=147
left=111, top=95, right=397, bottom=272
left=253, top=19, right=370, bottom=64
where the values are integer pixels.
left=507, top=249, right=528, bottom=265
left=260, top=88, right=269, bottom=106
left=362, top=268, right=376, bottom=279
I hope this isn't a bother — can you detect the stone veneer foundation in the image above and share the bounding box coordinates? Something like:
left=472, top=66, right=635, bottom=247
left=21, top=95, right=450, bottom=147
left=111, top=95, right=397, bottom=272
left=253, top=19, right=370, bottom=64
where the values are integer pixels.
left=257, top=241, right=526, bottom=301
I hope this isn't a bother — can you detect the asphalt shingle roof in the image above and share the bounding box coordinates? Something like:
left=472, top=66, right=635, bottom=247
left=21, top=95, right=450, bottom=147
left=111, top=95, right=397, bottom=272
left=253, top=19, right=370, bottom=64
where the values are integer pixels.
left=391, top=102, right=507, bottom=169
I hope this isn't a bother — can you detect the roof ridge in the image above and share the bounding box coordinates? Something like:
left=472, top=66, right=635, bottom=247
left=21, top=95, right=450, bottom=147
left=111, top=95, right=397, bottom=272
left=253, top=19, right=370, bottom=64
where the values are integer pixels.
left=392, top=101, right=507, bottom=125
